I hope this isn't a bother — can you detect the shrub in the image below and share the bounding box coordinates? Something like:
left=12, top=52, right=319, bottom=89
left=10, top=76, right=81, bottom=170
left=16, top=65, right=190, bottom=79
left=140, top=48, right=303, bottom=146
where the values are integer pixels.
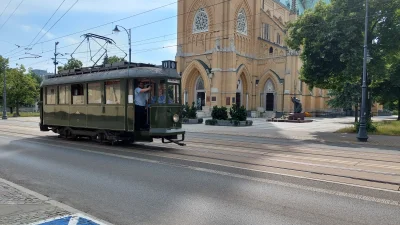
left=229, top=104, right=247, bottom=121
left=205, top=119, right=218, bottom=125
left=198, top=118, right=204, bottom=123
left=182, top=102, right=197, bottom=119
left=211, top=105, right=228, bottom=120
left=355, top=120, right=377, bottom=132
left=187, top=102, right=197, bottom=119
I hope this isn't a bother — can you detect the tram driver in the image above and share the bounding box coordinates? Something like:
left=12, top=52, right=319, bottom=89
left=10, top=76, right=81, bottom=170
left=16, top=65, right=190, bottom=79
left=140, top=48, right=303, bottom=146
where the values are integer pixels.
left=134, top=80, right=151, bottom=130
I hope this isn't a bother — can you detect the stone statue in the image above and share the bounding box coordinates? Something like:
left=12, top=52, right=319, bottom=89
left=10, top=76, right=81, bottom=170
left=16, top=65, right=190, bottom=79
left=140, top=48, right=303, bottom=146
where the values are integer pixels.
left=291, top=97, right=302, bottom=113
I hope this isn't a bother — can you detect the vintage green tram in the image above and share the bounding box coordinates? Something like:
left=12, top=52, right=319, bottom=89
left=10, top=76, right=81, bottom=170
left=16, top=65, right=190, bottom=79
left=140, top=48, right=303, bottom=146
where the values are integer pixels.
left=39, top=60, right=185, bottom=146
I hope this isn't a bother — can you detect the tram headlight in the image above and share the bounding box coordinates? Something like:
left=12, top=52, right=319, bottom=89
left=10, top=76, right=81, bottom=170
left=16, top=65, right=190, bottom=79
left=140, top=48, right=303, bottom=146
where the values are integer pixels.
left=173, top=114, right=179, bottom=123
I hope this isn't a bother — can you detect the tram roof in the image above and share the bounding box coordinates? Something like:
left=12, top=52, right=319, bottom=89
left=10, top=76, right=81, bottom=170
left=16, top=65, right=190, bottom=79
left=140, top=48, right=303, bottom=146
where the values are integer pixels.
left=41, top=66, right=180, bottom=87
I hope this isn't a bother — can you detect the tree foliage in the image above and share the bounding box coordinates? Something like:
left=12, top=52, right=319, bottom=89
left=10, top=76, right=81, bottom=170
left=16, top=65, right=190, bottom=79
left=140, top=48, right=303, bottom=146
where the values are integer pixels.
left=57, top=58, right=83, bottom=72
left=102, top=55, right=126, bottom=65
left=3, top=65, right=39, bottom=116
left=286, top=0, right=400, bottom=91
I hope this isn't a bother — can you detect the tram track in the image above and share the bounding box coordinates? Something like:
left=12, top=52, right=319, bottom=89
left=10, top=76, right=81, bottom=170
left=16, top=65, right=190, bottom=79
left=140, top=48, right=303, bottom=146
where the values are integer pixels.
left=0, top=127, right=399, bottom=191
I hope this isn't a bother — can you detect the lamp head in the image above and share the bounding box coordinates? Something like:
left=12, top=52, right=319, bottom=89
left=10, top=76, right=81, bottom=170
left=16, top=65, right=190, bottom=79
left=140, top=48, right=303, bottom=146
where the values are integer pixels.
left=112, top=25, right=120, bottom=33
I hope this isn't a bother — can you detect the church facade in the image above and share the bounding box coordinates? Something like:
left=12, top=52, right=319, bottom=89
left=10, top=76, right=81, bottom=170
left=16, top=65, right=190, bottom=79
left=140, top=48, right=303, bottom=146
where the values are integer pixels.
left=175, top=0, right=330, bottom=117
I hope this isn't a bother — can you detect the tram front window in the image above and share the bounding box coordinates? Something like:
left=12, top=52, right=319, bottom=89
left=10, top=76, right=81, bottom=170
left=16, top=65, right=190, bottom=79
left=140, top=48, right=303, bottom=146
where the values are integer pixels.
left=167, top=80, right=180, bottom=104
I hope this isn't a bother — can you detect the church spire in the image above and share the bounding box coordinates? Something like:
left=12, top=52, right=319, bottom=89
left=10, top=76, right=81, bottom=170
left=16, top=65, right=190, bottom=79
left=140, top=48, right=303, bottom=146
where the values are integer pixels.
left=291, top=0, right=297, bottom=15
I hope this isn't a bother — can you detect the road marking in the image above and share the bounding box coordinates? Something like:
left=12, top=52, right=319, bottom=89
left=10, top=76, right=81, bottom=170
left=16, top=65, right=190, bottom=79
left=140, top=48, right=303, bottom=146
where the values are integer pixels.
left=0, top=134, right=399, bottom=206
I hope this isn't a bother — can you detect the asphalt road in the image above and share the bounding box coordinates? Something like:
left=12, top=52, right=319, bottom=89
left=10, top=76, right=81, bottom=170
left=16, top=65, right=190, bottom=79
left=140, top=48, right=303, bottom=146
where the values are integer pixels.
left=0, top=132, right=399, bottom=225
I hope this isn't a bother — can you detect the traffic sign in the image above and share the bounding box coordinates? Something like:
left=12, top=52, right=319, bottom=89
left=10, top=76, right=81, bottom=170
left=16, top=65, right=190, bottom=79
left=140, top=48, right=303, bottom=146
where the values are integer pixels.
left=30, top=213, right=107, bottom=225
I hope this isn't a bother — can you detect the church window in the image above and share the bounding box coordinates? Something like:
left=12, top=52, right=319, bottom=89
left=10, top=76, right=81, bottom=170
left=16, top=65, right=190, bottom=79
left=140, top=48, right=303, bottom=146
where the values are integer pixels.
left=269, top=47, right=273, bottom=54
left=262, top=24, right=270, bottom=40
left=193, top=8, right=209, bottom=33
left=237, top=8, right=248, bottom=35
left=196, top=77, right=205, bottom=90
left=277, top=33, right=281, bottom=44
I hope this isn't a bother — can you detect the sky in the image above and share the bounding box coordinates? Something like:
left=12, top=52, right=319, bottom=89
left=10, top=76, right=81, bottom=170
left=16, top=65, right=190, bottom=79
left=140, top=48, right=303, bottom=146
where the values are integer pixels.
left=0, top=0, right=178, bottom=73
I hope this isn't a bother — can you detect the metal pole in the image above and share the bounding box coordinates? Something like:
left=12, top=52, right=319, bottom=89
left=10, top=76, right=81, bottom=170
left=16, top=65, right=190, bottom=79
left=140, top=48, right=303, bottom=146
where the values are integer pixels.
left=357, top=0, right=369, bottom=142
left=54, top=42, right=59, bottom=75
left=128, top=28, right=131, bottom=64
left=2, top=65, right=7, bottom=120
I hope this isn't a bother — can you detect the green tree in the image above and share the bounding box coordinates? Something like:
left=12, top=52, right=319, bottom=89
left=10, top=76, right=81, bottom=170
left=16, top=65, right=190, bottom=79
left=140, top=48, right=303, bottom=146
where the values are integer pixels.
left=28, top=67, right=43, bottom=84
left=57, top=58, right=83, bottom=72
left=0, top=55, right=10, bottom=109
left=286, top=0, right=400, bottom=120
left=102, top=55, right=126, bottom=65
left=374, top=54, right=400, bottom=120
left=327, top=82, right=361, bottom=122
left=5, top=65, right=39, bottom=116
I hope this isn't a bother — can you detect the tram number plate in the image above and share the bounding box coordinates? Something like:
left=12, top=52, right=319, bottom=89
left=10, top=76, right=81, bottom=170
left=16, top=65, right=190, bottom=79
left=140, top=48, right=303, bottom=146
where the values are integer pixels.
left=168, top=79, right=180, bottom=84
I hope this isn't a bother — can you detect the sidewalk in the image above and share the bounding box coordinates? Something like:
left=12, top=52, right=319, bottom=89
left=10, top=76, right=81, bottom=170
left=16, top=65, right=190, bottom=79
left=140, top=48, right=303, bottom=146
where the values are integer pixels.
left=0, top=178, right=110, bottom=225
left=183, top=116, right=400, bottom=148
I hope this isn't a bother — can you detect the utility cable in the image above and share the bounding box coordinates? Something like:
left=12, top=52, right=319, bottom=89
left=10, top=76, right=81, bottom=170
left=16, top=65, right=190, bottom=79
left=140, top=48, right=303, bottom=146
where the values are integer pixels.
left=26, top=0, right=67, bottom=49
left=0, top=0, right=25, bottom=32
left=0, top=0, right=13, bottom=19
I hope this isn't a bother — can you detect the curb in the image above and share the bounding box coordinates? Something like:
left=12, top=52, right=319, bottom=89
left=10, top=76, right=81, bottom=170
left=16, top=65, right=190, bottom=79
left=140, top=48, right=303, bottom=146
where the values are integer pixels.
left=0, top=177, right=113, bottom=225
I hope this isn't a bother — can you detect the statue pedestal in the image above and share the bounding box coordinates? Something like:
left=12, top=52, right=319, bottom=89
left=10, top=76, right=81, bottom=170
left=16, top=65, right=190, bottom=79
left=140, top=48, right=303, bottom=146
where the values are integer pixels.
left=288, top=113, right=305, bottom=120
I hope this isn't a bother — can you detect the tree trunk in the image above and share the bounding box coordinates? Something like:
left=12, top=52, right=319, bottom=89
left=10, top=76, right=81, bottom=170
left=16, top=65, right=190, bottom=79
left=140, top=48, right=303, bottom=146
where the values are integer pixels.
left=354, top=105, right=359, bottom=123
left=9, top=107, right=13, bottom=114
left=16, top=104, right=20, bottom=117
left=398, top=97, right=400, bottom=121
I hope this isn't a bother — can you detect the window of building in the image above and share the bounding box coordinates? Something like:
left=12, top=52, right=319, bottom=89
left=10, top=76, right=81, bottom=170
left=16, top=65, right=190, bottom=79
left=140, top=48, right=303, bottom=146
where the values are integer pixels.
left=46, top=86, right=56, bottom=105
left=88, top=82, right=102, bottom=104
left=105, top=80, right=121, bottom=104
left=71, top=84, right=84, bottom=105
left=237, top=8, right=248, bottom=35
left=261, top=24, right=269, bottom=40
left=269, top=47, right=273, bottom=54
left=193, top=8, right=209, bottom=33
left=277, top=33, right=281, bottom=44
left=58, top=85, right=70, bottom=104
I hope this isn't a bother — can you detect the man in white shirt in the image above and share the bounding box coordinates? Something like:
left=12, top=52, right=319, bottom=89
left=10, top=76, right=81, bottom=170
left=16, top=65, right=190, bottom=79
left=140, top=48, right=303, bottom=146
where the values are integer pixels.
left=134, top=81, right=151, bottom=130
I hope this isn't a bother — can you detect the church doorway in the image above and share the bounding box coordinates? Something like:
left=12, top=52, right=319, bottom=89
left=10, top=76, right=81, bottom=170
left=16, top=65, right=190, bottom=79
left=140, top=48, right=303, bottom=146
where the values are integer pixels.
left=264, top=79, right=275, bottom=111
left=195, top=76, right=205, bottom=110
left=236, top=78, right=243, bottom=107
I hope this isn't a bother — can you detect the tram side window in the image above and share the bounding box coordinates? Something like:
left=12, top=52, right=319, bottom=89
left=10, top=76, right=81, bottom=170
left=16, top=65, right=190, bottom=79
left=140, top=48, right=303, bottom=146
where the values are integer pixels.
left=105, top=80, right=121, bottom=104
left=71, top=84, right=84, bottom=105
left=128, top=80, right=133, bottom=104
left=46, top=86, right=56, bottom=105
left=58, top=85, right=70, bottom=104
left=88, top=82, right=102, bottom=104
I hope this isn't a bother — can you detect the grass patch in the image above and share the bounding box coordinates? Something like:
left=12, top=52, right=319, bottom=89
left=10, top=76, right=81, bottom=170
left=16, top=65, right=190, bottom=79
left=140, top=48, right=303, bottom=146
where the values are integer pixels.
left=6, top=112, right=40, bottom=117
left=336, top=120, right=400, bottom=136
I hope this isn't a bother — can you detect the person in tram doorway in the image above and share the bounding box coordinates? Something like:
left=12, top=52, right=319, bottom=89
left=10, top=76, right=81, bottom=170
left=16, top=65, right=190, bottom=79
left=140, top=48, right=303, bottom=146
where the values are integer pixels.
left=134, top=80, right=151, bottom=130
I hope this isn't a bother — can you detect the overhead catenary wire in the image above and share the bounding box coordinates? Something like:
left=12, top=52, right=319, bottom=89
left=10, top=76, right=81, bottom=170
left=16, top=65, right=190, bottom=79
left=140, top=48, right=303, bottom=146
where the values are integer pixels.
left=13, top=0, right=396, bottom=67
left=0, top=0, right=25, bottom=32
left=26, top=0, right=67, bottom=49
left=0, top=0, right=14, bottom=19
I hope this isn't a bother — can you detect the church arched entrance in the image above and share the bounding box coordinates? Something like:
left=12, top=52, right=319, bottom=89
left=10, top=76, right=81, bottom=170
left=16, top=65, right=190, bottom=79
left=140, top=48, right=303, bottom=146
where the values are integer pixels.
left=236, top=78, right=243, bottom=107
left=264, top=79, right=275, bottom=111
left=194, top=76, right=205, bottom=110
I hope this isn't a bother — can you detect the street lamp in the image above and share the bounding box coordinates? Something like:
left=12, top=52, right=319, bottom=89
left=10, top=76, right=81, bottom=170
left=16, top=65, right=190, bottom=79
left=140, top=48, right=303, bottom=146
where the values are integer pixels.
left=112, top=25, right=131, bottom=64
left=2, top=64, right=7, bottom=120
left=357, top=0, right=370, bottom=142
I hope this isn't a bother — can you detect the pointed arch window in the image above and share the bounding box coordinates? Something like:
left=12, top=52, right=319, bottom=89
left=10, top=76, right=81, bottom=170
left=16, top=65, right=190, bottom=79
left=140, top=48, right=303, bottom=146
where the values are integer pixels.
left=193, top=8, right=209, bottom=34
left=237, top=8, right=248, bottom=35
left=196, top=77, right=205, bottom=90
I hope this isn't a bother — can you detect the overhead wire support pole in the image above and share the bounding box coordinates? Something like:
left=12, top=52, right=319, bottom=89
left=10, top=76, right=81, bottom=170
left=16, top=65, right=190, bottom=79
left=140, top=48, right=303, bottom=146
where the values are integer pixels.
left=2, top=64, right=7, bottom=120
left=54, top=42, right=59, bottom=75
left=357, top=0, right=369, bottom=142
